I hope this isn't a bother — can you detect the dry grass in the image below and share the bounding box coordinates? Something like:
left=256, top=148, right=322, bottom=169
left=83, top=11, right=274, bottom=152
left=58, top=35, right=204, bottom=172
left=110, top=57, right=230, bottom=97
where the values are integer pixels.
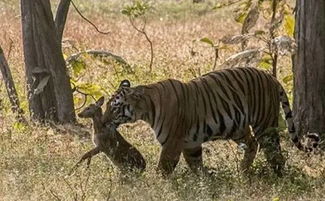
left=0, top=0, right=325, bottom=200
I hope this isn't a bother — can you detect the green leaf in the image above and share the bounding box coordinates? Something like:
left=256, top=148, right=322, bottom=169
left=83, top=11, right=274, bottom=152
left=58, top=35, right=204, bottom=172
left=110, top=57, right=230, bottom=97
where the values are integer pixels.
left=282, top=74, right=293, bottom=84
left=199, top=37, right=214, bottom=47
left=12, top=121, right=27, bottom=132
left=213, top=3, right=223, bottom=9
left=254, top=30, right=266, bottom=35
left=273, top=197, right=280, bottom=201
left=258, top=55, right=273, bottom=70
left=70, top=60, right=86, bottom=77
left=76, top=82, right=104, bottom=98
left=284, top=14, right=295, bottom=37
left=235, top=12, right=248, bottom=24
left=121, top=0, right=150, bottom=18
left=218, top=45, right=229, bottom=50
left=121, top=9, right=130, bottom=16
left=73, top=96, right=84, bottom=106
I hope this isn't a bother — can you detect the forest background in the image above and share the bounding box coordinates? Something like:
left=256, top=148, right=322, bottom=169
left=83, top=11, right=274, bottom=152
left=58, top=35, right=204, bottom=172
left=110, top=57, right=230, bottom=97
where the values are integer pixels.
left=0, top=0, right=324, bottom=200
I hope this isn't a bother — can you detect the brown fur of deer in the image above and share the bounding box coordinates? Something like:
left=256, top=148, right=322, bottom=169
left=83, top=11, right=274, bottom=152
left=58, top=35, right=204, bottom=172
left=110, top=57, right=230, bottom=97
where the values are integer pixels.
left=72, top=97, right=146, bottom=174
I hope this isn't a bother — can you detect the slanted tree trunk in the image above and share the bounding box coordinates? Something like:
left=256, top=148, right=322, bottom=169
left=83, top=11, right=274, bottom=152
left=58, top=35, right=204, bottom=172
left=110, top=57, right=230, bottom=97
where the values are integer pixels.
left=0, top=46, right=25, bottom=122
left=293, top=0, right=325, bottom=139
left=21, top=0, right=75, bottom=123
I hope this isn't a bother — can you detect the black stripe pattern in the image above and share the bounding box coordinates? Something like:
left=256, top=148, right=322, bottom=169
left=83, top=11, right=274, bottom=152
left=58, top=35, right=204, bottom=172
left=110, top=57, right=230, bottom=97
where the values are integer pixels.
left=105, top=67, right=308, bottom=151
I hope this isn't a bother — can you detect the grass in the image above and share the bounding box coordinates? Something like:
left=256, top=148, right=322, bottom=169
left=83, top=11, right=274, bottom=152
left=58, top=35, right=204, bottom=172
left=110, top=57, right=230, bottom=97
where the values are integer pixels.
left=0, top=0, right=325, bottom=200
left=1, top=119, right=325, bottom=200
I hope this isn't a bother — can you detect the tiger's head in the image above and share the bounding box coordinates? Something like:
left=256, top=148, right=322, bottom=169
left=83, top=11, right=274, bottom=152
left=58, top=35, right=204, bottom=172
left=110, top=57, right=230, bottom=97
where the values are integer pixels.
left=102, top=80, right=148, bottom=127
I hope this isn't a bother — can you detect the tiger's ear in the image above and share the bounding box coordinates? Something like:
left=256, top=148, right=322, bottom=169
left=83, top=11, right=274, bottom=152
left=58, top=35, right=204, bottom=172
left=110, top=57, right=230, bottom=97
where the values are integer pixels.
left=119, top=80, right=131, bottom=88
left=130, top=88, right=144, bottom=100
left=96, top=96, right=105, bottom=107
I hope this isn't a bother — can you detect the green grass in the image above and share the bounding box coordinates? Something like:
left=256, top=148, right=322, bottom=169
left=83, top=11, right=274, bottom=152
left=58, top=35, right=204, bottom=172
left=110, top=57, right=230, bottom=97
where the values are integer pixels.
left=1, top=0, right=325, bottom=200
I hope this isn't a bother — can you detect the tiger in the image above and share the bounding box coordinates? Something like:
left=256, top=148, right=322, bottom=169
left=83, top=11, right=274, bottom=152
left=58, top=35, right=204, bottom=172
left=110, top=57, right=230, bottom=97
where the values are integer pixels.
left=102, top=67, right=320, bottom=176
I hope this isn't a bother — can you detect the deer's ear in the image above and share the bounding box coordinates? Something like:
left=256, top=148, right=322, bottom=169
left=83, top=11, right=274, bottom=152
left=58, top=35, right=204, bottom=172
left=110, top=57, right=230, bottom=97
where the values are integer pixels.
left=119, top=79, right=131, bottom=88
left=96, top=96, right=105, bottom=106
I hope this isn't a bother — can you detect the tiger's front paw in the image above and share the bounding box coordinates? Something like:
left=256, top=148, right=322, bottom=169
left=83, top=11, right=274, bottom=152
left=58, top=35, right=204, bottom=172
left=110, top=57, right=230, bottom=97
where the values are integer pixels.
left=156, top=159, right=178, bottom=177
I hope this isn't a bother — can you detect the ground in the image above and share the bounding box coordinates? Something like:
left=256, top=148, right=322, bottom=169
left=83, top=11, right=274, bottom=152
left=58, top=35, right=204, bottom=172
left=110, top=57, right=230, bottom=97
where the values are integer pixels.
left=0, top=0, right=324, bottom=200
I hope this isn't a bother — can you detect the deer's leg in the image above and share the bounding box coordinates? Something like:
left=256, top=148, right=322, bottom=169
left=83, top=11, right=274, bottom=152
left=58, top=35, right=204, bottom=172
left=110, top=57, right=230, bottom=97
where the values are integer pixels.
left=80, top=146, right=101, bottom=167
left=70, top=147, right=101, bottom=175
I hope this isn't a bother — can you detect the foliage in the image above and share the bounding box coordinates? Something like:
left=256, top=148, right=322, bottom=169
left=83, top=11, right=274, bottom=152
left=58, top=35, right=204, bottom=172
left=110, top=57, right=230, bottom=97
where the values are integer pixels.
left=193, top=0, right=296, bottom=95
left=66, top=51, right=131, bottom=108
left=209, top=0, right=296, bottom=69
left=121, top=0, right=150, bottom=18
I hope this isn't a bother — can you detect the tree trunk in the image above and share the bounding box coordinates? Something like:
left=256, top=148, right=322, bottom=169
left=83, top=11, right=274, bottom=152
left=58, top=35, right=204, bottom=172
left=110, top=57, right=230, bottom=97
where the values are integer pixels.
left=21, top=0, right=75, bottom=123
left=0, top=46, right=26, bottom=122
left=293, top=0, right=325, bottom=138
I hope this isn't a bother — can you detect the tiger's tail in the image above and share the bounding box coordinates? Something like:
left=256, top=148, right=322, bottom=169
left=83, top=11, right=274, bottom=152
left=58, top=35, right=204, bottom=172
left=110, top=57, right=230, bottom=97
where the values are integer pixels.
left=279, top=85, right=320, bottom=152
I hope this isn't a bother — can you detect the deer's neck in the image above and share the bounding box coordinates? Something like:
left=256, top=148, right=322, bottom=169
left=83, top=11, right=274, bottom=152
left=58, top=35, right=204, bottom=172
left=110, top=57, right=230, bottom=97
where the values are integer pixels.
left=92, top=113, right=104, bottom=133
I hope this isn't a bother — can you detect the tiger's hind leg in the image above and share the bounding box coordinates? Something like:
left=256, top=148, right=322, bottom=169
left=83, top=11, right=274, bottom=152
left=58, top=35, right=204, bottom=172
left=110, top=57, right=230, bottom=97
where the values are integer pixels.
left=256, top=126, right=285, bottom=176
left=183, top=145, right=203, bottom=174
left=234, top=126, right=258, bottom=173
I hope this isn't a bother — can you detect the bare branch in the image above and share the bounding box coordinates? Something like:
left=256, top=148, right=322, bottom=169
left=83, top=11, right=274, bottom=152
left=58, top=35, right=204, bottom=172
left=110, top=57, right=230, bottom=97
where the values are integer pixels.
left=62, top=177, right=79, bottom=200
left=70, top=0, right=110, bottom=35
left=48, top=189, right=62, bottom=201
left=270, top=0, right=279, bottom=78
left=66, top=49, right=129, bottom=67
left=213, top=47, right=219, bottom=70
left=129, top=17, right=154, bottom=72
left=71, top=82, right=96, bottom=111
left=129, top=17, right=145, bottom=33
left=6, top=37, right=13, bottom=60
left=0, top=46, right=26, bottom=122
left=143, top=31, right=154, bottom=72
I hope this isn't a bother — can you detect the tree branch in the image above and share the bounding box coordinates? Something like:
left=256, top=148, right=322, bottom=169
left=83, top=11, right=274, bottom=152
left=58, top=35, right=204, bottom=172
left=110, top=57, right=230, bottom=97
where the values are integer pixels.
left=270, top=0, right=278, bottom=78
left=129, top=17, right=154, bottom=72
left=66, top=49, right=129, bottom=66
left=70, top=0, right=110, bottom=35
left=55, top=0, right=71, bottom=43
left=0, top=46, right=26, bottom=122
left=213, top=47, right=219, bottom=70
